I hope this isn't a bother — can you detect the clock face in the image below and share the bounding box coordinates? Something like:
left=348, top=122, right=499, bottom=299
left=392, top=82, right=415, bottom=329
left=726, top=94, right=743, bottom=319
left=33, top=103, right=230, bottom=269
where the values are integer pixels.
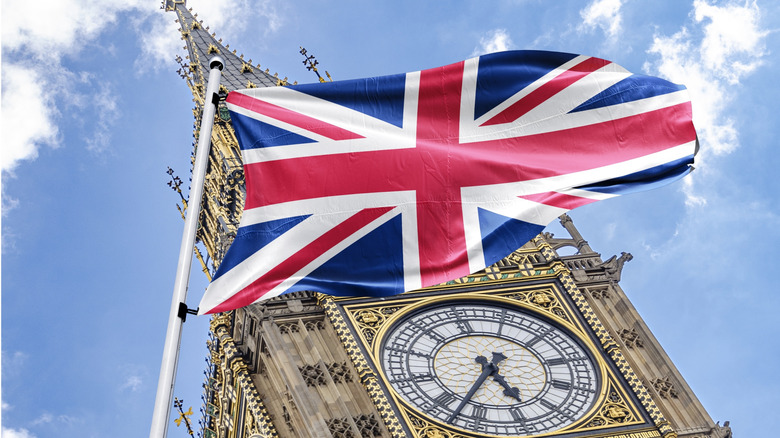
left=379, top=300, right=601, bottom=436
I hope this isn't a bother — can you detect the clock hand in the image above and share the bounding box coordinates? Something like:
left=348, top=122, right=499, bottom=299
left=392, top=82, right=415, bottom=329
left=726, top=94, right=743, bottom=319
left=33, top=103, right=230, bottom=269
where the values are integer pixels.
left=490, top=352, right=507, bottom=365
left=446, top=355, right=497, bottom=424
left=492, top=372, right=522, bottom=402
left=488, top=352, right=521, bottom=402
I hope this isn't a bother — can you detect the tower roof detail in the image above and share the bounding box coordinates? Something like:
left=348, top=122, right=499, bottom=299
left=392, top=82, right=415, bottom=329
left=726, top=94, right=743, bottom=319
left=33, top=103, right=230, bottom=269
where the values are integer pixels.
left=165, top=0, right=286, bottom=97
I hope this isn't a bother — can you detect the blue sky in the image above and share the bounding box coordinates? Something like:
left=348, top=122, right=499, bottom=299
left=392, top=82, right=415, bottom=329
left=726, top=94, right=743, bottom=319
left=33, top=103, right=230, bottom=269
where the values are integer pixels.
left=1, top=0, right=778, bottom=437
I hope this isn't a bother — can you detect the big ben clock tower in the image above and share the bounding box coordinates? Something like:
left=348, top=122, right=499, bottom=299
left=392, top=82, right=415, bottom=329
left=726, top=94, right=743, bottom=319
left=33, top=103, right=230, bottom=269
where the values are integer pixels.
left=163, top=2, right=732, bottom=437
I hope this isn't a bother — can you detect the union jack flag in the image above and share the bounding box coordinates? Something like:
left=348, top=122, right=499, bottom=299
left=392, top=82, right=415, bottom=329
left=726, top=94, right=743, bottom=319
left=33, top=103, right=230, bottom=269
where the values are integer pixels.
left=198, top=50, right=697, bottom=314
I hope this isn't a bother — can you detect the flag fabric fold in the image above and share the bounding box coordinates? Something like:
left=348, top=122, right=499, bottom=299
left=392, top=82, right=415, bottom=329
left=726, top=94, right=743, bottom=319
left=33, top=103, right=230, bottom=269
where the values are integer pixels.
left=198, top=50, right=697, bottom=315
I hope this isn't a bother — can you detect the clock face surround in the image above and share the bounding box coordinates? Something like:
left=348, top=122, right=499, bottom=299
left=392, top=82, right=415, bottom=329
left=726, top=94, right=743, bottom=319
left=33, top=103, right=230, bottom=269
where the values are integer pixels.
left=378, top=298, right=602, bottom=436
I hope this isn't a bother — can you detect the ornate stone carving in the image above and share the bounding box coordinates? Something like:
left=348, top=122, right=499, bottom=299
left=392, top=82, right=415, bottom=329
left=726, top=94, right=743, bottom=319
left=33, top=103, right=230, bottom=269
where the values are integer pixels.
left=282, top=405, right=293, bottom=433
left=326, top=417, right=354, bottom=438
left=305, top=318, right=326, bottom=331
left=322, top=414, right=384, bottom=438
left=585, top=285, right=611, bottom=300
left=501, top=249, right=546, bottom=266
left=652, top=376, right=679, bottom=399
left=598, top=252, right=633, bottom=282
left=319, top=296, right=406, bottom=438
left=584, top=388, right=638, bottom=427
left=328, top=361, right=354, bottom=384
left=408, top=411, right=467, bottom=438
left=299, top=364, right=327, bottom=387
left=206, top=321, right=278, bottom=438
left=354, top=414, right=382, bottom=437
left=277, top=321, right=300, bottom=334
left=619, top=327, right=644, bottom=349
left=715, top=421, right=733, bottom=438
left=298, top=361, right=354, bottom=386
left=541, top=240, right=675, bottom=438
left=352, top=306, right=403, bottom=349
left=502, top=287, right=570, bottom=322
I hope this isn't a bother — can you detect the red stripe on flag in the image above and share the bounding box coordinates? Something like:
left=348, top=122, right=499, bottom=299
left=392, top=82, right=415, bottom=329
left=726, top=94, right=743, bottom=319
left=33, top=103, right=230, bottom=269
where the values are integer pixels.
left=227, top=91, right=365, bottom=141
left=481, top=57, right=611, bottom=126
left=415, top=62, right=472, bottom=287
left=518, top=191, right=598, bottom=210
left=242, top=102, right=695, bottom=210
left=205, top=207, right=394, bottom=314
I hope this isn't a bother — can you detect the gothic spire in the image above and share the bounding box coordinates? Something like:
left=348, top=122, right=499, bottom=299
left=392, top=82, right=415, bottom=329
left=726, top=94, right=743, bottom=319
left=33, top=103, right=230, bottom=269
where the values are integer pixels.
left=164, top=0, right=288, bottom=101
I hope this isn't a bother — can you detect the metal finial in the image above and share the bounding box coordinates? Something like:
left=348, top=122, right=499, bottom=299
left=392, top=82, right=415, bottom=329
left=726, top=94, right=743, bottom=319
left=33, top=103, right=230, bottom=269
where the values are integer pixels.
left=299, top=47, right=332, bottom=83
left=173, top=397, right=195, bottom=436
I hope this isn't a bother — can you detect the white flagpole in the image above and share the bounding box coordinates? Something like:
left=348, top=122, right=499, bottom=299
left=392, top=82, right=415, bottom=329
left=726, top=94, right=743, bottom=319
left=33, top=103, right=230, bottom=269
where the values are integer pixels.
left=150, top=56, right=225, bottom=438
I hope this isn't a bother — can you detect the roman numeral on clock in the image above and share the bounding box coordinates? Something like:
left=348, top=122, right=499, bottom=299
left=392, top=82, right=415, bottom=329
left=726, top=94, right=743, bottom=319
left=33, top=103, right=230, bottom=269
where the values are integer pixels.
left=546, top=357, right=567, bottom=366
left=510, top=407, right=526, bottom=424
left=433, top=391, right=457, bottom=408
left=472, top=405, right=487, bottom=426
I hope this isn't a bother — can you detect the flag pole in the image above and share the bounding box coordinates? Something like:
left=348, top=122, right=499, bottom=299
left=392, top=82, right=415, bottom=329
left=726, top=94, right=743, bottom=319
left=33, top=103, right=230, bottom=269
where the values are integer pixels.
left=150, top=55, right=225, bottom=438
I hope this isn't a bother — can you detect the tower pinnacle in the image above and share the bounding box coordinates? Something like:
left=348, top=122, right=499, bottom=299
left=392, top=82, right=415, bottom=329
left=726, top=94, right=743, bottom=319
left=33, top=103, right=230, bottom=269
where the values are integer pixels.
left=165, top=0, right=288, bottom=103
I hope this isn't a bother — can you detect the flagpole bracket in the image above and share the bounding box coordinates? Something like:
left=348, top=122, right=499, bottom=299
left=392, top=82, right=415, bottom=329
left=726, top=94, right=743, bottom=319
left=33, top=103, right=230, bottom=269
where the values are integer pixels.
left=178, top=302, right=199, bottom=322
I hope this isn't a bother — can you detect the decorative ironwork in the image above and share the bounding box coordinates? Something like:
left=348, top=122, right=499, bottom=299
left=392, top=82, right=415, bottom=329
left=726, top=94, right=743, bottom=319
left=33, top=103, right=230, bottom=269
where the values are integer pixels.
left=584, top=386, right=638, bottom=427
left=352, top=306, right=403, bottom=349
left=300, top=47, right=333, bottom=83
left=173, top=397, right=195, bottom=436
left=501, top=287, right=570, bottom=322
left=407, top=411, right=466, bottom=438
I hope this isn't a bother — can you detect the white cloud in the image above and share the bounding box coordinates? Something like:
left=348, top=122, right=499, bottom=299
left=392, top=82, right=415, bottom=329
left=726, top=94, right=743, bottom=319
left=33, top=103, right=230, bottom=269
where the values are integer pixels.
left=120, top=375, right=143, bottom=392
left=579, top=0, right=625, bottom=39
left=645, top=0, right=766, bottom=156
left=188, top=0, right=282, bottom=37
left=1, top=427, right=37, bottom=438
left=135, top=13, right=184, bottom=73
left=137, top=0, right=281, bottom=71
left=187, top=0, right=250, bottom=34
left=1, top=0, right=145, bottom=61
left=85, top=84, right=120, bottom=155
left=472, top=29, right=515, bottom=56
left=255, top=0, right=284, bottom=35
left=681, top=176, right=706, bottom=208
left=31, top=413, right=53, bottom=426
left=1, top=0, right=285, bottom=173
left=644, top=0, right=767, bottom=205
left=695, top=0, right=767, bottom=83
left=0, top=0, right=145, bottom=174
left=1, top=64, right=60, bottom=173
left=603, top=222, right=617, bottom=241
left=30, top=412, right=80, bottom=427
left=2, top=351, right=29, bottom=371
left=118, top=364, right=147, bottom=393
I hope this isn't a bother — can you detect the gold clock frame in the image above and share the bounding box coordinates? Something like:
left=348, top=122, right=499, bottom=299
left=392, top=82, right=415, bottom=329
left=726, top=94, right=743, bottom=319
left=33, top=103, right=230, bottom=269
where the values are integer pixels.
left=318, top=254, right=675, bottom=438
left=370, top=292, right=613, bottom=437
